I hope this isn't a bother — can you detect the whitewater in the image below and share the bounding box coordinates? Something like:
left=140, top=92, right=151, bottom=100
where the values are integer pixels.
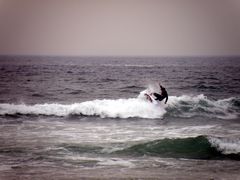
left=0, top=93, right=239, bottom=119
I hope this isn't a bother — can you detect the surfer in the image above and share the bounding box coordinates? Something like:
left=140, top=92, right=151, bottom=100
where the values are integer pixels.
left=152, top=84, right=168, bottom=104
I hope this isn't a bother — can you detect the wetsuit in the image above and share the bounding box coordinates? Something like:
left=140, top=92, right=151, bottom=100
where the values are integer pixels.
left=153, top=86, right=168, bottom=104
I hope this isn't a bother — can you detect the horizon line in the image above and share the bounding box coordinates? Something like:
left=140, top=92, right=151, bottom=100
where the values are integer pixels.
left=0, top=54, right=240, bottom=58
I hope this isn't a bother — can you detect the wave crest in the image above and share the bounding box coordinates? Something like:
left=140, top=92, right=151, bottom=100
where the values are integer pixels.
left=166, top=94, right=239, bottom=119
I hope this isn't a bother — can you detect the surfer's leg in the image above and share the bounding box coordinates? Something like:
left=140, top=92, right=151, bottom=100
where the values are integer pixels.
left=153, top=93, right=165, bottom=101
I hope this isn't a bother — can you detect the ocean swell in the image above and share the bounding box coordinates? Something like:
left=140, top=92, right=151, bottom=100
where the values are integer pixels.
left=55, top=136, right=240, bottom=160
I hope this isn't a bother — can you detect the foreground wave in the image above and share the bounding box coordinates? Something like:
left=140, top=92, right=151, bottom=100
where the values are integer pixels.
left=0, top=94, right=239, bottom=119
left=115, top=136, right=240, bottom=160
left=58, top=136, right=240, bottom=160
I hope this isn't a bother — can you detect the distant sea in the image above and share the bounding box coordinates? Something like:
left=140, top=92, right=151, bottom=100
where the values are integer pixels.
left=0, top=56, right=240, bottom=179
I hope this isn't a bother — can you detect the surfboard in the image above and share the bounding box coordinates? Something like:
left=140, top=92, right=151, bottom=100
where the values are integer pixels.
left=144, top=93, right=153, bottom=103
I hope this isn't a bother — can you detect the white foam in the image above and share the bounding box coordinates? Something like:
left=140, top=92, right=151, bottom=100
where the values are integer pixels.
left=0, top=98, right=165, bottom=119
left=208, top=136, right=240, bottom=154
left=97, top=158, right=135, bottom=168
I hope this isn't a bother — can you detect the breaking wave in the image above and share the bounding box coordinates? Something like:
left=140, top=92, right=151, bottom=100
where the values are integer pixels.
left=0, top=91, right=239, bottom=119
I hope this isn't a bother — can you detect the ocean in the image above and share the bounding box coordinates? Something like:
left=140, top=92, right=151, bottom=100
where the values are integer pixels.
left=0, top=56, right=240, bottom=179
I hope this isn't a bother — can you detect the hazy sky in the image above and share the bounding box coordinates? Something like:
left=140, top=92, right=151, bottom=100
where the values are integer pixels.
left=0, top=0, right=240, bottom=56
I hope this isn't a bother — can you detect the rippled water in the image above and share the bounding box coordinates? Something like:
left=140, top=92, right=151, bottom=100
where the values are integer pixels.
left=0, top=56, right=240, bottom=179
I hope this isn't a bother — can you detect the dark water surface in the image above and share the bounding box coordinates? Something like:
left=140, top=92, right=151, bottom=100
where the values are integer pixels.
left=0, top=56, right=240, bottom=179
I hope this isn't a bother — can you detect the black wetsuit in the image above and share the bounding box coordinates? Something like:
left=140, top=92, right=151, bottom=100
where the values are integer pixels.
left=153, top=87, right=168, bottom=104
